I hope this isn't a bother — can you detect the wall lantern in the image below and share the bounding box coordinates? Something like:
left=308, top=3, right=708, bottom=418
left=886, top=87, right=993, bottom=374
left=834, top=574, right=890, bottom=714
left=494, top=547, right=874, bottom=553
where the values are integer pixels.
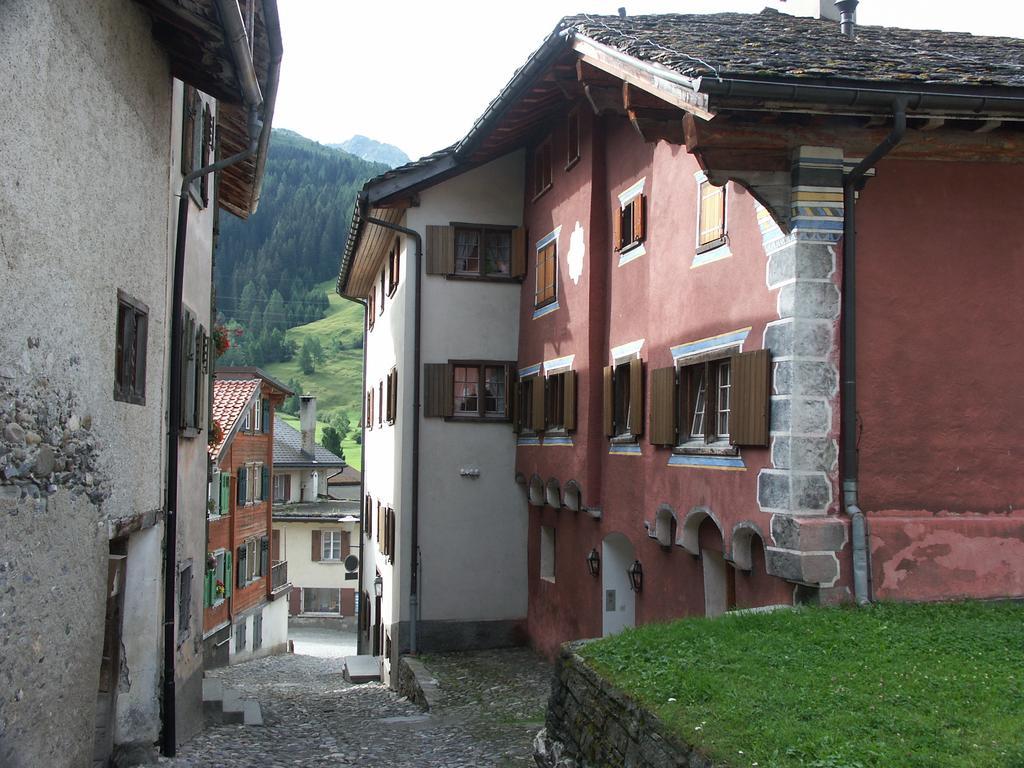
left=627, top=560, right=643, bottom=592
left=586, top=548, right=601, bottom=577
left=373, top=574, right=383, bottom=598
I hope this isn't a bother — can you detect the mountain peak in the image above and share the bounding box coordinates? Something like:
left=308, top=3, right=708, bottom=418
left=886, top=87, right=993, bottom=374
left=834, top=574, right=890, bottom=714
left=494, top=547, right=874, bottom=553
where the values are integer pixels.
left=330, top=135, right=409, bottom=169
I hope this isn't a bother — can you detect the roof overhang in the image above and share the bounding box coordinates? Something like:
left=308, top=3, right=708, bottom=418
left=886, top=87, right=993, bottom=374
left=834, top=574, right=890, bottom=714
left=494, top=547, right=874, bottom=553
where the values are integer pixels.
left=135, top=0, right=283, bottom=218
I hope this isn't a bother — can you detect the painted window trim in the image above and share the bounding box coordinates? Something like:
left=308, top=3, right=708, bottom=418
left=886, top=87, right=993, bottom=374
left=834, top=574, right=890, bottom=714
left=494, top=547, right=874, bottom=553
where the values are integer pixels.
left=533, top=227, right=561, bottom=318
left=618, top=177, right=646, bottom=207
left=672, top=329, right=749, bottom=454
left=611, top=339, right=645, bottom=365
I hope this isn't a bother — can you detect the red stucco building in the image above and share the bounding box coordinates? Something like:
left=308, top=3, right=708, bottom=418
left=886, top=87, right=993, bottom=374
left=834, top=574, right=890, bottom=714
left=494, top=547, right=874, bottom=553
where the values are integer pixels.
left=343, top=5, right=1024, bottom=660
left=204, top=368, right=292, bottom=665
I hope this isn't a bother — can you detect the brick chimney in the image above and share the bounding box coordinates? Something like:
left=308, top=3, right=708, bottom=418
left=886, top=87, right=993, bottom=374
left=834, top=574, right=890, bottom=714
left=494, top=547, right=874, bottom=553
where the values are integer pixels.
left=299, top=395, right=316, bottom=456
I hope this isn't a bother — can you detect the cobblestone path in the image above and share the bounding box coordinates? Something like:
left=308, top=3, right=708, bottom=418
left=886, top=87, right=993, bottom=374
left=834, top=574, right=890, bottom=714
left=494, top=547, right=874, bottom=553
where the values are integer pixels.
left=163, top=646, right=552, bottom=767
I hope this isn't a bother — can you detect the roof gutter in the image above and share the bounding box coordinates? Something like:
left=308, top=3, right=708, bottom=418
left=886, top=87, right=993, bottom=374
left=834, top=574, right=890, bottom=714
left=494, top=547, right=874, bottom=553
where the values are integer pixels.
left=699, top=76, right=1024, bottom=119
left=245, top=0, right=283, bottom=213
left=841, top=100, right=907, bottom=606
left=360, top=214, right=423, bottom=657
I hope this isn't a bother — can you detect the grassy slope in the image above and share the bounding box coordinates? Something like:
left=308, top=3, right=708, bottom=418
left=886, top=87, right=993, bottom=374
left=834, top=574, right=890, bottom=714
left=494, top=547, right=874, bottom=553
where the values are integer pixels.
left=581, top=602, right=1024, bottom=768
left=265, top=280, right=363, bottom=470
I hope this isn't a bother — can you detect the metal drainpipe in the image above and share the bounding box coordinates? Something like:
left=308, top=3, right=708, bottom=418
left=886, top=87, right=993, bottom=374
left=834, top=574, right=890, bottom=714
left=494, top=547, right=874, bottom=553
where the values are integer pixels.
left=361, top=213, right=423, bottom=657
left=841, top=101, right=906, bottom=606
left=345, top=295, right=368, bottom=656
left=161, top=110, right=260, bottom=757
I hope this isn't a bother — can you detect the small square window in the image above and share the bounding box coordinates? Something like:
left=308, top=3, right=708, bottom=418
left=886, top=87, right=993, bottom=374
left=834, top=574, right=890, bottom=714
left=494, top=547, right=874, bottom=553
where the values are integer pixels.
left=448, top=362, right=511, bottom=420
left=454, top=226, right=512, bottom=277
left=614, top=194, right=646, bottom=253
left=114, top=291, right=148, bottom=405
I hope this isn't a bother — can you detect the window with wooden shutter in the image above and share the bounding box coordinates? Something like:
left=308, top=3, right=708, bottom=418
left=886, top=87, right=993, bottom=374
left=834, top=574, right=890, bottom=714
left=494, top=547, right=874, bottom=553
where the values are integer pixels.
left=114, top=290, right=148, bottom=405
left=563, top=371, right=577, bottom=431
left=260, top=536, right=269, bottom=577
left=566, top=108, right=581, bottom=167
left=729, top=349, right=771, bottom=446
left=386, top=368, right=397, bottom=425
left=378, top=380, right=384, bottom=426
left=697, top=178, right=727, bottom=250
left=532, top=138, right=553, bottom=199
left=311, top=529, right=322, bottom=562
left=224, top=551, right=232, bottom=598
left=423, top=363, right=453, bottom=418
left=236, top=467, right=246, bottom=505
left=236, top=544, right=246, bottom=588
left=387, top=236, right=401, bottom=295
left=426, top=225, right=455, bottom=275
left=534, top=241, right=557, bottom=308
left=367, top=288, right=376, bottom=329
left=453, top=225, right=516, bottom=278
left=181, top=84, right=195, bottom=176
left=261, top=398, right=270, bottom=433
left=261, top=465, right=270, bottom=501
left=530, top=374, right=546, bottom=432
left=200, top=103, right=213, bottom=206
left=649, top=366, right=678, bottom=446
left=615, top=194, right=647, bottom=253
left=219, top=472, right=231, bottom=514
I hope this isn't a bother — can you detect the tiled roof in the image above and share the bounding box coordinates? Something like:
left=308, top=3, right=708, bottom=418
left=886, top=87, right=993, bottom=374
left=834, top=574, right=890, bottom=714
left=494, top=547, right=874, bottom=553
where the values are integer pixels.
left=327, top=465, right=361, bottom=485
left=209, top=379, right=260, bottom=460
left=563, top=11, right=1024, bottom=88
left=272, top=416, right=347, bottom=468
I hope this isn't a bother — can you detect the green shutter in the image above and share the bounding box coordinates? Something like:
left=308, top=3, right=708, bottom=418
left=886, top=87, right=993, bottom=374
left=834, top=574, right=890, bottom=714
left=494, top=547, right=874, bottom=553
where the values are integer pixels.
left=236, top=545, right=246, bottom=589
left=261, top=398, right=270, bottom=433
left=204, top=570, right=213, bottom=607
left=224, top=552, right=232, bottom=598
left=220, top=473, right=230, bottom=514
left=237, top=467, right=246, bottom=505
left=261, top=465, right=270, bottom=501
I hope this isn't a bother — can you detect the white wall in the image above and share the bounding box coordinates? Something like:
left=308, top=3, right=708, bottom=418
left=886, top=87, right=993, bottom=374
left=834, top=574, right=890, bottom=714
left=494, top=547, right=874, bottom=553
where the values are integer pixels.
left=360, top=150, right=528, bottom=661
left=275, top=519, right=359, bottom=591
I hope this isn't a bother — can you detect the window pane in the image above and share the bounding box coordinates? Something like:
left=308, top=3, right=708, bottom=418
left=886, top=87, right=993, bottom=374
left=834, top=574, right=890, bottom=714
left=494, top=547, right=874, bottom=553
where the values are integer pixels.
left=453, top=365, right=480, bottom=415
left=454, top=229, right=480, bottom=273
left=716, top=361, right=731, bottom=438
left=484, top=230, right=511, bottom=275
left=484, top=366, right=505, bottom=415
left=303, top=587, right=340, bottom=614
left=691, top=367, right=706, bottom=438
left=620, top=203, right=634, bottom=248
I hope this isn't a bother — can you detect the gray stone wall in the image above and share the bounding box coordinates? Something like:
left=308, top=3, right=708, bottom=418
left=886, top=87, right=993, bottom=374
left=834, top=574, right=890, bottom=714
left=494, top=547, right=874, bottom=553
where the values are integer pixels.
left=537, top=643, right=718, bottom=768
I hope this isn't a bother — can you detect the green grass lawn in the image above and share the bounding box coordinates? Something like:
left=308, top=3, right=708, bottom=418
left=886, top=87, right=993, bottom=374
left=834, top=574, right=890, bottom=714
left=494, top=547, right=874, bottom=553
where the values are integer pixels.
left=264, top=279, right=364, bottom=469
left=580, top=601, right=1024, bottom=768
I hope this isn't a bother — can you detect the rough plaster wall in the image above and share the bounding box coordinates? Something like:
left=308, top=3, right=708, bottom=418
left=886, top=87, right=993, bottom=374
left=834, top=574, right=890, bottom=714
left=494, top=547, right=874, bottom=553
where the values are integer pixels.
left=0, top=491, right=107, bottom=768
left=0, top=0, right=176, bottom=760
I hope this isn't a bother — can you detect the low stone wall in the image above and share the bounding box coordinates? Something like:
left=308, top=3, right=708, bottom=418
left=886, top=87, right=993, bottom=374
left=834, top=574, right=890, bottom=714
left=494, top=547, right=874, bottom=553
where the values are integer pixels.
left=536, top=642, right=716, bottom=768
left=396, top=656, right=443, bottom=711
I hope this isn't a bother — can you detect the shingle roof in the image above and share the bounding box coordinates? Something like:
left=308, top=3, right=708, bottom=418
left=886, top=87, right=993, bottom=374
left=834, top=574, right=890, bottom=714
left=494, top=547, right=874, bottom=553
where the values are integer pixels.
left=564, top=11, right=1024, bottom=88
left=327, top=465, right=361, bottom=485
left=272, top=416, right=347, bottom=468
left=209, top=379, right=261, bottom=460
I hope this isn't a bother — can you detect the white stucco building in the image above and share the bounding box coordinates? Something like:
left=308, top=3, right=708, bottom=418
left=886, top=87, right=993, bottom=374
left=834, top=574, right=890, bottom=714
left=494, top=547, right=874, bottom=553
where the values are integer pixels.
left=338, top=151, right=528, bottom=684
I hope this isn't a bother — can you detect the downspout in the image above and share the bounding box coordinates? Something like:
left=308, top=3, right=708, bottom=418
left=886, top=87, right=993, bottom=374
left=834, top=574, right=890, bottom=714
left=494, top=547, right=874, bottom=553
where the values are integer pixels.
left=361, top=212, right=423, bottom=656
left=161, top=3, right=265, bottom=749
left=345, top=295, right=368, bottom=655
left=841, top=101, right=906, bottom=606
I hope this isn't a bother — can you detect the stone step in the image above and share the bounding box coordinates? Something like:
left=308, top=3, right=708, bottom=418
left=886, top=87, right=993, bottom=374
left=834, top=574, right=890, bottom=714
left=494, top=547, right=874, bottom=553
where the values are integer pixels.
left=202, top=675, right=262, bottom=726
left=201, top=677, right=223, bottom=702
left=344, top=654, right=381, bottom=684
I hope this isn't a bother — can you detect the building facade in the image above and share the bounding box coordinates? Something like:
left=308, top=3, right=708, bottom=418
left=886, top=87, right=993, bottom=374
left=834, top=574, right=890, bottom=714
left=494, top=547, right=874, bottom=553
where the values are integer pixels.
left=339, top=151, right=530, bottom=684
left=206, top=369, right=292, bottom=668
left=270, top=398, right=358, bottom=620
left=341, top=5, right=1024, bottom=663
left=0, top=0, right=280, bottom=763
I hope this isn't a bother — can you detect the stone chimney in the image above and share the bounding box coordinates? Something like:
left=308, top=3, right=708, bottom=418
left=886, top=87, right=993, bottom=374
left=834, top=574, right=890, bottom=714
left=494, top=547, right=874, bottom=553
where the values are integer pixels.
left=300, top=395, right=316, bottom=456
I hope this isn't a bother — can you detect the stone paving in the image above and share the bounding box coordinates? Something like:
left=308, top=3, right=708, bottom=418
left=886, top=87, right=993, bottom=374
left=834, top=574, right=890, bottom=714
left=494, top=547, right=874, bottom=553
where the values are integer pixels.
left=162, top=638, right=552, bottom=768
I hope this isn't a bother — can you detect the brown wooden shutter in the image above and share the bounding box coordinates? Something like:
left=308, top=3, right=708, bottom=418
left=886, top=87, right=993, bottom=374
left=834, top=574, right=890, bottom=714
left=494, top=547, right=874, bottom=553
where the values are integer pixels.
left=511, top=227, right=527, bottom=278
left=311, top=529, right=321, bottom=562
left=390, top=368, right=398, bottom=423
left=181, top=85, right=195, bottom=174
left=423, top=363, right=452, bottom=418
left=649, top=366, right=678, bottom=445
left=730, top=349, right=771, bottom=446
left=603, top=365, right=614, bottom=437
left=426, top=225, right=454, bottom=275
left=388, top=509, right=396, bottom=560
left=633, top=194, right=647, bottom=243
left=530, top=375, right=546, bottom=432
left=563, top=371, right=577, bottom=431
left=629, top=357, right=645, bottom=438
left=612, top=205, right=622, bottom=252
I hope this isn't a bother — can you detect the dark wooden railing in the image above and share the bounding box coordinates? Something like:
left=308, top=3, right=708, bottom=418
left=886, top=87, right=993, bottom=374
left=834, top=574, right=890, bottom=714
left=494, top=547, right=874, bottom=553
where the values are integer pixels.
left=270, top=560, right=288, bottom=592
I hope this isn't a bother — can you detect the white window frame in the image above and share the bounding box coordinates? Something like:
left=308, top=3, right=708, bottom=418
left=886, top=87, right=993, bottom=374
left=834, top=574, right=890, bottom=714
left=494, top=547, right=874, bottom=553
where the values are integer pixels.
left=616, top=177, right=647, bottom=266
left=322, top=530, right=343, bottom=562
left=675, top=343, right=741, bottom=451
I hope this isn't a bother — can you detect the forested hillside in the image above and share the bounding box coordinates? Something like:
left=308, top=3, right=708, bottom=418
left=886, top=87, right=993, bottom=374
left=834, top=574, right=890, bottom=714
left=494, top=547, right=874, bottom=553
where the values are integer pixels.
left=214, top=129, right=386, bottom=367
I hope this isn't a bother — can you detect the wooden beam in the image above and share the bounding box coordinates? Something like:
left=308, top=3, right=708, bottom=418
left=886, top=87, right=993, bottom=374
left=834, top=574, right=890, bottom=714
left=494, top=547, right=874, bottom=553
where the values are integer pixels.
left=585, top=84, right=625, bottom=116
left=920, top=117, right=946, bottom=131
left=629, top=111, right=685, bottom=144
left=975, top=119, right=1003, bottom=133
left=572, top=37, right=714, bottom=121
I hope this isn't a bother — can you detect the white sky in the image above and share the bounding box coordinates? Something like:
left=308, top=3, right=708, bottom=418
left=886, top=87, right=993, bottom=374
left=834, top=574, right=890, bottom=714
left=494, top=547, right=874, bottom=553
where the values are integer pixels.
left=272, top=0, right=1024, bottom=161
